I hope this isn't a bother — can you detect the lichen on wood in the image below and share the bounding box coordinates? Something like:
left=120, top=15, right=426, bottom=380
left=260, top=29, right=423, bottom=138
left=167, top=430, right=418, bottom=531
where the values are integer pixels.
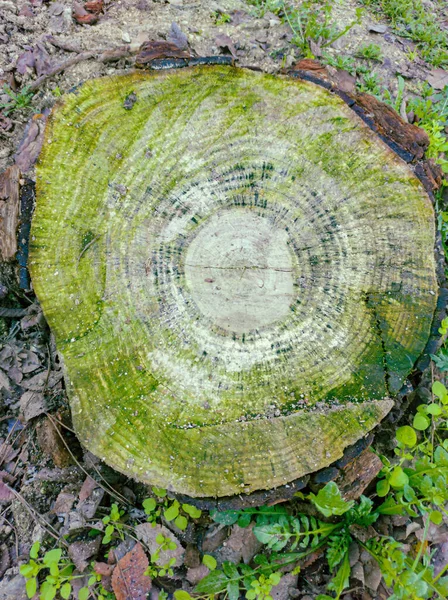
left=29, top=65, right=437, bottom=497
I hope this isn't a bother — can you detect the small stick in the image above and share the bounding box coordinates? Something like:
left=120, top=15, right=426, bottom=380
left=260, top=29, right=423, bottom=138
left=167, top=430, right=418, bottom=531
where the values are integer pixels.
left=29, top=46, right=136, bottom=91
left=45, top=413, right=130, bottom=506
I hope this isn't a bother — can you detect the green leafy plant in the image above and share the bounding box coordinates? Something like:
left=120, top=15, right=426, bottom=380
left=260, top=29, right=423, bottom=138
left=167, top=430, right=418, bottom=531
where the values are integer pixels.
left=212, top=11, right=231, bottom=25
left=356, top=43, right=383, bottom=62
left=0, top=85, right=34, bottom=115
left=143, top=487, right=202, bottom=531
left=20, top=542, right=110, bottom=600
left=144, top=533, right=178, bottom=578
left=101, top=503, right=125, bottom=544
left=247, top=1, right=362, bottom=57
left=357, top=72, right=383, bottom=96
left=361, top=0, right=448, bottom=66
left=321, top=53, right=356, bottom=75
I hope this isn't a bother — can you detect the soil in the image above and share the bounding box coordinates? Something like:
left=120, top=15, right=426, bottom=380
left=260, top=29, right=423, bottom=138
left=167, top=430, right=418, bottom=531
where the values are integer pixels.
left=0, top=1, right=447, bottom=599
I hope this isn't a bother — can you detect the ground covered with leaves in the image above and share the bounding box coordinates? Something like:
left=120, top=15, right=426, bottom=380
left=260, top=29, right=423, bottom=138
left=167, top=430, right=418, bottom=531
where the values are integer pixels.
left=1, top=1, right=448, bottom=599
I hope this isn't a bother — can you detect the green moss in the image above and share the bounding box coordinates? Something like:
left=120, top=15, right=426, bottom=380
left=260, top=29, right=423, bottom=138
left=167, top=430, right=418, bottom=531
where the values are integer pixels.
left=30, top=66, right=437, bottom=496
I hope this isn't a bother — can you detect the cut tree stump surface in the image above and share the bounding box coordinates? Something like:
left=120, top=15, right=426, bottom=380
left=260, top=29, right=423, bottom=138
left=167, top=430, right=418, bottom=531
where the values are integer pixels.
left=29, top=66, right=437, bottom=497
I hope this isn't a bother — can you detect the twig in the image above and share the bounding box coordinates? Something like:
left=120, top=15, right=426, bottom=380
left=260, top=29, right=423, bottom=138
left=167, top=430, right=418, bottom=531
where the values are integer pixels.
left=44, top=412, right=130, bottom=506
left=29, top=46, right=137, bottom=91
left=8, top=487, right=66, bottom=546
left=0, top=307, right=28, bottom=317
left=29, top=51, right=96, bottom=91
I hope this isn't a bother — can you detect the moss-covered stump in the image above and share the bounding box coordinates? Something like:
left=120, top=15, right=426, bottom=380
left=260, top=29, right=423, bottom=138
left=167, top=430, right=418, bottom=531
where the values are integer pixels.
left=30, top=66, right=437, bottom=497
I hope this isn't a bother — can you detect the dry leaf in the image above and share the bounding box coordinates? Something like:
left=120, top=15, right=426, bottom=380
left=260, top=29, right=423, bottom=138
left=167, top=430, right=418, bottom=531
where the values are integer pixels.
left=78, top=475, right=99, bottom=501
left=333, top=69, right=356, bottom=94
left=33, top=42, right=54, bottom=78
left=36, top=417, right=73, bottom=468
left=215, top=33, right=237, bottom=58
left=73, top=1, right=99, bottom=24
left=94, top=561, right=114, bottom=576
left=291, top=58, right=327, bottom=73
left=135, top=41, right=190, bottom=67
left=427, top=68, right=448, bottom=90
left=20, top=390, right=47, bottom=421
left=309, top=39, right=322, bottom=58
left=111, top=542, right=152, bottom=600
left=68, top=538, right=101, bottom=572
left=84, top=0, right=103, bottom=14
left=14, top=112, right=48, bottom=173
left=16, top=50, right=35, bottom=75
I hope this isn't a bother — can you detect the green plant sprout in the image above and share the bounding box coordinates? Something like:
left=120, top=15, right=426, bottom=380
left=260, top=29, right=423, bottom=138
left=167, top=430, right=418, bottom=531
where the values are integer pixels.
left=20, top=543, right=95, bottom=600
left=0, top=85, right=34, bottom=115
left=356, top=43, right=383, bottom=61
left=143, top=487, right=201, bottom=530
left=101, top=503, right=125, bottom=544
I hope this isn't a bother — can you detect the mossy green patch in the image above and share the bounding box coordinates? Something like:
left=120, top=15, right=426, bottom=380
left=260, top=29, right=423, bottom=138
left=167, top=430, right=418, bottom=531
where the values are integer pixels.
left=30, top=66, right=437, bottom=496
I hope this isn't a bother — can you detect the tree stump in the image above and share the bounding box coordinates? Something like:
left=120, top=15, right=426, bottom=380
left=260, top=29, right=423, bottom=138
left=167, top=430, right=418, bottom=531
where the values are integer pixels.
left=29, top=66, right=437, bottom=498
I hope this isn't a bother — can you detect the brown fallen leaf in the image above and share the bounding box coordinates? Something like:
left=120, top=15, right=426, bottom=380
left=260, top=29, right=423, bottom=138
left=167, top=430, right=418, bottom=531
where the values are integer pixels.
left=68, top=538, right=101, bottom=572
left=78, top=475, right=99, bottom=501
left=20, top=390, right=47, bottom=421
left=215, top=33, right=237, bottom=58
left=332, top=69, right=356, bottom=94
left=84, top=0, right=104, bottom=14
left=13, top=112, right=48, bottom=173
left=427, top=68, right=448, bottom=91
left=33, top=42, right=54, bottom=78
left=73, top=1, right=99, bottom=25
left=135, top=41, right=189, bottom=67
left=16, top=49, right=35, bottom=75
left=111, top=542, right=152, bottom=600
left=94, top=561, right=114, bottom=576
left=52, top=490, right=77, bottom=514
left=309, top=39, right=322, bottom=58
left=292, top=58, right=326, bottom=72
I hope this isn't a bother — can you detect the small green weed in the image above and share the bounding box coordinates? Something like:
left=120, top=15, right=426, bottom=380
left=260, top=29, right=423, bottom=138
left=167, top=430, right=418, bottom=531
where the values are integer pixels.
left=361, top=0, right=448, bottom=66
left=0, top=85, right=34, bottom=115
left=322, top=53, right=356, bottom=75
left=20, top=542, right=113, bottom=600
left=101, top=503, right=125, bottom=544
left=357, top=72, right=383, bottom=96
left=246, top=1, right=362, bottom=58
left=408, top=85, right=448, bottom=175
left=143, top=486, right=201, bottom=530
left=356, top=43, right=383, bottom=62
left=212, top=11, right=231, bottom=25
